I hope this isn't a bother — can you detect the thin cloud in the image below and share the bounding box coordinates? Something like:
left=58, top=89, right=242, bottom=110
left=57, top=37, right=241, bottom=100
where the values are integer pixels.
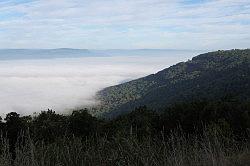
left=0, top=0, right=249, bottom=49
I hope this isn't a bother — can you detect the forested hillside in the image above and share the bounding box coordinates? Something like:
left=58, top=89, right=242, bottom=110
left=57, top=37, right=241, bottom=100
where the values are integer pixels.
left=98, top=49, right=250, bottom=117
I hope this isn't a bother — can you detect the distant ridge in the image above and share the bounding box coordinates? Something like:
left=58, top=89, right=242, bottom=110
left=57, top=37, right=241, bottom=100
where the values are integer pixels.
left=91, top=49, right=202, bottom=56
left=0, top=49, right=201, bottom=60
left=0, top=48, right=92, bottom=60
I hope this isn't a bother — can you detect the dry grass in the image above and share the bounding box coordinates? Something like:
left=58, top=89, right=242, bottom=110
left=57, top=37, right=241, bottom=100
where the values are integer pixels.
left=0, top=129, right=249, bottom=166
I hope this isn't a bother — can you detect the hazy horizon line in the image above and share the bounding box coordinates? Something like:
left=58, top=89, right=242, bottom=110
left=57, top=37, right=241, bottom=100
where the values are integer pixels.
left=0, top=48, right=249, bottom=53
left=0, top=48, right=205, bottom=51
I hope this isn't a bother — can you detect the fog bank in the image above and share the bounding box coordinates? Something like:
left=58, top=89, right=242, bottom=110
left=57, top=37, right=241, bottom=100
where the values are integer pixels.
left=0, top=52, right=199, bottom=116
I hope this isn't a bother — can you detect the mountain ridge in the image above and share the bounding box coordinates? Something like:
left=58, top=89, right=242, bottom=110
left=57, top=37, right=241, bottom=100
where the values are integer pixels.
left=97, top=49, right=250, bottom=118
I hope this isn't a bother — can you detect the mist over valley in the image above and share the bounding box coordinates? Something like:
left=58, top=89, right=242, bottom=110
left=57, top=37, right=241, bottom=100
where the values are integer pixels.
left=0, top=49, right=200, bottom=116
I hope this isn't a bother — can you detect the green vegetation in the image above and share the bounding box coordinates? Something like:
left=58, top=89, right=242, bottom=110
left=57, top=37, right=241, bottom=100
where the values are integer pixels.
left=0, top=98, right=250, bottom=165
left=98, top=49, right=250, bottom=117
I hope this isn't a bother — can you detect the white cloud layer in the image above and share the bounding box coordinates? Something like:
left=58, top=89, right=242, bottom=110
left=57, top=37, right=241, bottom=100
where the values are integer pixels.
left=0, top=52, right=198, bottom=116
left=0, top=0, right=249, bottom=49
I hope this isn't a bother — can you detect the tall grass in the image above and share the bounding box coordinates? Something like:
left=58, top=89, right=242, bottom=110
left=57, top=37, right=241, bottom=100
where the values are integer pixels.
left=0, top=128, right=249, bottom=166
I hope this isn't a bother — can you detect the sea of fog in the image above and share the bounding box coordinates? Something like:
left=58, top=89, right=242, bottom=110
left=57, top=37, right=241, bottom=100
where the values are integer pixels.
left=0, top=51, right=201, bottom=116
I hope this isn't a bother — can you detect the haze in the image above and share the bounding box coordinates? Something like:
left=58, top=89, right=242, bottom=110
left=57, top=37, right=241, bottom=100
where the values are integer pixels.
left=0, top=50, right=201, bottom=116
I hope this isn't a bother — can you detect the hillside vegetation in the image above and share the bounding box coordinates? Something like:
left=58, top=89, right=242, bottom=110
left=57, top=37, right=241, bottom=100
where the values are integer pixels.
left=0, top=49, right=250, bottom=165
left=98, top=49, right=250, bottom=117
left=0, top=98, right=250, bottom=165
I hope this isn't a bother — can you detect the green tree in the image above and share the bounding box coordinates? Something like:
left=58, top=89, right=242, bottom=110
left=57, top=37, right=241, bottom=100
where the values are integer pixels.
left=68, top=109, right=99, bottom=137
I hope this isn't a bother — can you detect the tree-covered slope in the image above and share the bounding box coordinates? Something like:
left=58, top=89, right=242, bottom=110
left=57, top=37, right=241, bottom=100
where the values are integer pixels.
left=97, top=49, right=250, bottom=117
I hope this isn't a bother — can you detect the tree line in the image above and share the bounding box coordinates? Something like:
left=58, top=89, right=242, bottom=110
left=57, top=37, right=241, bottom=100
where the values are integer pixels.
left=0, top=97, right=249, bottom=145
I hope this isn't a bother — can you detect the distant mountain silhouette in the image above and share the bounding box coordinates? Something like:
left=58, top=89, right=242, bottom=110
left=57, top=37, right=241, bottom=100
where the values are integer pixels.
left=0, top=48, right=93, bottom=60
left=0, top=49, right=201, bottom=60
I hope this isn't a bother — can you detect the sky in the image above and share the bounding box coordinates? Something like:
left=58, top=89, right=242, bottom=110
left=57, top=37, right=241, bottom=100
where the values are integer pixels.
left=0, top=0, right=249, bottom=49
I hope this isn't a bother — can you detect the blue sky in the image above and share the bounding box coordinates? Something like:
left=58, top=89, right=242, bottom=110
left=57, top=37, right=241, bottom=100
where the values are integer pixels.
left=0, top=0, right=249, bottom=50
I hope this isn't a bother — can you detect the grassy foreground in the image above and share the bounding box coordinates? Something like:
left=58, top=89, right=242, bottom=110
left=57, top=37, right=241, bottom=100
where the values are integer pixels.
left=0, top=127, right=249, bottom=166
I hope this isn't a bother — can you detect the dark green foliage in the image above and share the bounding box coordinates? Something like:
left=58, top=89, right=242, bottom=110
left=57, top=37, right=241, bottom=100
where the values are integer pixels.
left=104, top=106, right=159, bottom=139
left=0, top=98, right=249, bottom=165
left=31, top=109, right=68, bottom=142
left=0, top=116, right=5, bottom=132
left=103, top=99, right=250, bottom=140
left=98, top=49, right=250, bottom=117
left=68, top=109, right=100, bottom=137
left=0, top=112, right=31, bottom=160
left=0, top=98, right=249, bottom=143
left=160, top=99, right=250, bottom=137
